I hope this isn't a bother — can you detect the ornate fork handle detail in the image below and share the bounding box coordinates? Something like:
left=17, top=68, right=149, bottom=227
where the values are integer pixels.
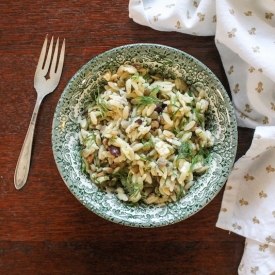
left=14, top=96, right=43, bottom=189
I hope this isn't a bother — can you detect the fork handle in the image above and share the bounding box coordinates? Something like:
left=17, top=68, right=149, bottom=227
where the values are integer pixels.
left=14, top=94, right=43, bottom=190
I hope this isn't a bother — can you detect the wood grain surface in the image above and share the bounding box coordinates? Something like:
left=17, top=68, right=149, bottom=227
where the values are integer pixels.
left=0, top=1, right=255, bottom=274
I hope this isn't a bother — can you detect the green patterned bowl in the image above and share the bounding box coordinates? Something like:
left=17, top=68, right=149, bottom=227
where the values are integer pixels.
left=52, top=44, right=237, bottom=227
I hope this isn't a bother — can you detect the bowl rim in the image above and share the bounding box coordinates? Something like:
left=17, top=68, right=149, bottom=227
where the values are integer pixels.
left=52, top=43, right=238, bottom=227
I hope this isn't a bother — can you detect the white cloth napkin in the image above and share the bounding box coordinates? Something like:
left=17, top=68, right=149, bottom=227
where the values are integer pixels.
left=216, top=126, right=275, bottom=275
left=129, top=1, right=275, bottom=274
left=215, top=0, right=275, bottom=128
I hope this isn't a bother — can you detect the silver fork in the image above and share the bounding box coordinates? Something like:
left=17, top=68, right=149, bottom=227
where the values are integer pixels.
left=14, top=35, right=65, bottom=190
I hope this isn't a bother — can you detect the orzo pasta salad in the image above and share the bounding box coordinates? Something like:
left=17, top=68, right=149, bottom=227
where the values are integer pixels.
left=79, top=63, right=214, bottom=205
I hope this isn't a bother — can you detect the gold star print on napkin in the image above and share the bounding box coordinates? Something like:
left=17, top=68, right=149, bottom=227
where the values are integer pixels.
left=215, top=1, right=275, bottom=128
left=129, top=0, right=275, bottom=274
left=216, top=126, right=275, bottom=275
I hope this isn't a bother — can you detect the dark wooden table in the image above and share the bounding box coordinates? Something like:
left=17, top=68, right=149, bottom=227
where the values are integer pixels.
left=0, top=1, right=255, bottom=274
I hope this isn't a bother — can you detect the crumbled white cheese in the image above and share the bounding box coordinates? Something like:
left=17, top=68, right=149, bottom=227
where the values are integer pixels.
left=154, top=139, right=171, bottom=158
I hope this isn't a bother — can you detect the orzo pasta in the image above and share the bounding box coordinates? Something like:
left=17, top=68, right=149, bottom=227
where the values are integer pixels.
left=79, top=63, right=214, bottom=205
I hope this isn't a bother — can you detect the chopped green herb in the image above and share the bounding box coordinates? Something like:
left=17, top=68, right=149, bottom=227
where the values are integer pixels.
left=109, top=136, right=117, bottom=144
left=95, top=88, right=109, bottom=117
left=82, top=131, right=96, bottom=148
left=190, top=147, right=210, bottom=171
left=191, top=106, right=205, bottom=126
left=131, top=74, right=140, bottom=81
left=136, top=96, right=162, bottom=109
left=176, top=185, right=185, bottom=200
left=177, top=141, right=194, bottom=161
left=81, top=158, right=87, bottom=173
left=142, top=137, right=155, bottom=148
left=139, top=155, right=152, bottom=162
left=149, top=86, right=160, bottom=97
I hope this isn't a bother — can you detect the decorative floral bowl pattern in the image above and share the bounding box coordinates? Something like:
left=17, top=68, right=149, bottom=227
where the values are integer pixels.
left=52, top=44, right=237, bottom=227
